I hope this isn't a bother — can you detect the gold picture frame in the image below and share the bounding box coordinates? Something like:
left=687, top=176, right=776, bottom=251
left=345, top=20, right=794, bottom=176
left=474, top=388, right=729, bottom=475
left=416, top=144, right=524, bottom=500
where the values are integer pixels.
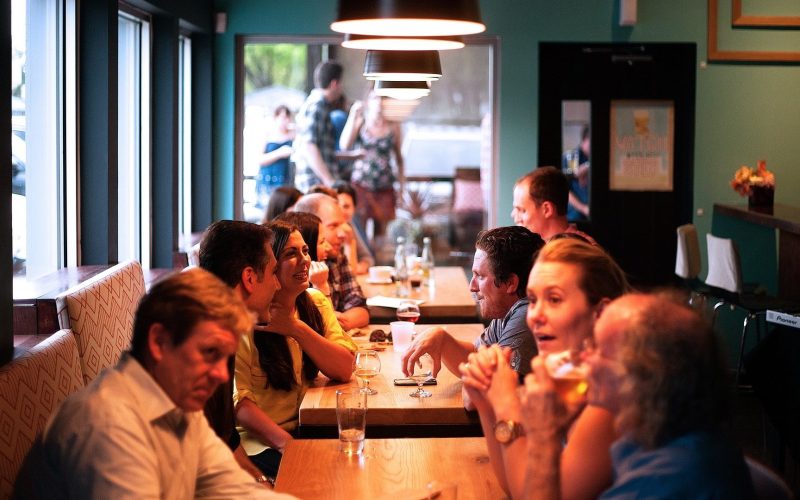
left=708, top=0, right=800, bottom=62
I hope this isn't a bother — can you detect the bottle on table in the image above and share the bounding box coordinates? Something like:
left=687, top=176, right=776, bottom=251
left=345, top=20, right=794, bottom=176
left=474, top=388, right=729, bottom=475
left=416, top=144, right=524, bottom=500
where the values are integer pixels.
left=421, top=236, right=435, bottom=286
left=394, top=236, right=409, bottom=298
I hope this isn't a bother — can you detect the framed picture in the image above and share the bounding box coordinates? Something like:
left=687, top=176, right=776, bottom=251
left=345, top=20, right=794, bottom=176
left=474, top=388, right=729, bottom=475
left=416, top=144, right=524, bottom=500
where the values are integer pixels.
left=609, top=100, right=674, bottom=192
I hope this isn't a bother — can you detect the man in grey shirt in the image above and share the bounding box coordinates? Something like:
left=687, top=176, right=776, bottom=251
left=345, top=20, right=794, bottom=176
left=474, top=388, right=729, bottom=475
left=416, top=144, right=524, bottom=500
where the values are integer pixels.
left=401, top=226, right=544, bottom=406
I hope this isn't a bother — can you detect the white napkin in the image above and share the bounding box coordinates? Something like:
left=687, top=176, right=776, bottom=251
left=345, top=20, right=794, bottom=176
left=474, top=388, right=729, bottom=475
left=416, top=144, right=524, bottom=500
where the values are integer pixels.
left=366, top=295, right=425, bottom=309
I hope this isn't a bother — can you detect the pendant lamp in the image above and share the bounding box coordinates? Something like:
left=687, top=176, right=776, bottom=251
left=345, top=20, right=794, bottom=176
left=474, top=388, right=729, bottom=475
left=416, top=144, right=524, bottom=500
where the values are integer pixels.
left=342, top=33, right=464, bottom=51
left=374, top=80, right=431, bottom=100
left=331, top=0, right=485, bottom=37
left=363, top=50, right=442, bottom=81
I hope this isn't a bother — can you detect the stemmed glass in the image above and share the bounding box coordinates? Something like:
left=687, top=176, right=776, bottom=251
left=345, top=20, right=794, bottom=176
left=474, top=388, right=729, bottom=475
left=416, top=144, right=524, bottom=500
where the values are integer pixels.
left=354, top=349, right=381, bottom=395
left=409, top=353, right=434, bottom=398
left=396, top=300, right=421, bottom=323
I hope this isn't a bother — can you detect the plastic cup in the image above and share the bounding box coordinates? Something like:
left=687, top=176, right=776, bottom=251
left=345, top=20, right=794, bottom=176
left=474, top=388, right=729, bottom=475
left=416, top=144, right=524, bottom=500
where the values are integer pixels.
left=390, top=321, right=415, bottom=353
left=336, top=389, right=367, bottom=456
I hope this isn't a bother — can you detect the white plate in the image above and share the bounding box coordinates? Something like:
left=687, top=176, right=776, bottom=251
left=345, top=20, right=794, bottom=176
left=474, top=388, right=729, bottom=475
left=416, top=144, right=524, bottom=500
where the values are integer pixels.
left=366, top=278, right=394, bottom=284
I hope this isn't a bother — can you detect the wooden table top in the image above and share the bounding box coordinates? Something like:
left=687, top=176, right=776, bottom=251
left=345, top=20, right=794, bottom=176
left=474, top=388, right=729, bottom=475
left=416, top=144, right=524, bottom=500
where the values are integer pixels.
left=298, top=324, right=483, bottom=427
left=274, top=437, right=506, bottom=499
left=358, top=266, right=478, bottom=323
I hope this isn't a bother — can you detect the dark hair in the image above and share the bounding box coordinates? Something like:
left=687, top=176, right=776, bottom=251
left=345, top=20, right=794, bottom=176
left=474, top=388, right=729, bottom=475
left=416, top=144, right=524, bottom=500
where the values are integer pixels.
left=274, top=104, right=291, bottom=118
left=581, top=125, right=590, bottom=142
left=307, top=184, right=338, bottom=199
left=475, top=226, right=545, bottom=298
left=199, top=220, right=273, bottom=287
left=314, top=60, right=343, bottom=89
left=130, top=268, right=253, bottom=364
left=274, top=211, right=323, bottom=261
left=616, top=292, right=731, bottom=449
left=262, top=186, right=303, bottom=223
left=255, top=220, right=325, bottom=391
left=517, top=166, right=569, bottom=216
left=333, top=180, right=358, bottom=206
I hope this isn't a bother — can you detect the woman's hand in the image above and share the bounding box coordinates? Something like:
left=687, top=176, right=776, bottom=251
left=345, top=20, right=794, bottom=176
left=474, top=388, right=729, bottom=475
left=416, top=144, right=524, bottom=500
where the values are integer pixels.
left=264, top=302, right=300, bottom=337
left=308, top=261, right=330, bottom=292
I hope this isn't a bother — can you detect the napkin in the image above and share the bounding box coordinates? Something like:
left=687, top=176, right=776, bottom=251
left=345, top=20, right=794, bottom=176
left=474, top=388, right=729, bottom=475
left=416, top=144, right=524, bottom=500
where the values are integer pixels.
left=366, top=296, right=425, bottom=309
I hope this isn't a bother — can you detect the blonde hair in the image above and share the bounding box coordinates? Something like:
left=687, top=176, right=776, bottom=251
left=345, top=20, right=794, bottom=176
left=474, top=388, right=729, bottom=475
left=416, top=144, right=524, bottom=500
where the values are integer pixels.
left=535, top=238, right=630, bottom=305
left=131, top=267, right=254, bottom=362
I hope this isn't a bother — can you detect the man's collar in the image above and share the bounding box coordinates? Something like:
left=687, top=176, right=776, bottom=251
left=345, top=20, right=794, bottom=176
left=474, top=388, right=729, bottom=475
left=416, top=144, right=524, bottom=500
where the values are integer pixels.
left=118, top=353, right=182, bottom=423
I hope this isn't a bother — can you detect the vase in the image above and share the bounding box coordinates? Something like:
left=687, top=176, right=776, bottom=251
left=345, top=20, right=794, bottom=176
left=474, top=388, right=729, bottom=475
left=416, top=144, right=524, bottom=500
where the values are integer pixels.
left=748, top=185, right=774, bottom=214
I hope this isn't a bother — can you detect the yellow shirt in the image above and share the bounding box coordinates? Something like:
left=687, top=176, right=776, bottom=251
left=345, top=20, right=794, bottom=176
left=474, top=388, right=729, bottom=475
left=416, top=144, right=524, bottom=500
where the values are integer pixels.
left=233, top=288, right=356, bottom=454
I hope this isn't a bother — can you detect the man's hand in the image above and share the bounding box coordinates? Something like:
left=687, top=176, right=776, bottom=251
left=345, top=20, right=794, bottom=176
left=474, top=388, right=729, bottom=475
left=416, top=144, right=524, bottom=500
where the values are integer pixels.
left=401, top=326, right=447, bottom=377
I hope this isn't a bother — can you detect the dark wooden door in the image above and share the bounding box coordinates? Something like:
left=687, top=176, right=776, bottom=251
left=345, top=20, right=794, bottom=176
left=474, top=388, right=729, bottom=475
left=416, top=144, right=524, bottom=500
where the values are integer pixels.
left=539, top=43, right=696, bottom=287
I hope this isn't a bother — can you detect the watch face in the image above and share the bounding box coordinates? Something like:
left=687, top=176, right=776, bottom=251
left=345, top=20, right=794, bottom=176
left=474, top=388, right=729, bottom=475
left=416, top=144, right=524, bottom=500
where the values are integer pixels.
left=495, top=421, right=513, bottom=443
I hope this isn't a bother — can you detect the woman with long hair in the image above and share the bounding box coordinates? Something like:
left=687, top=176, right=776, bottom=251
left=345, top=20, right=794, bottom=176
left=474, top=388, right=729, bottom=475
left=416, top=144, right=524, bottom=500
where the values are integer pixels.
left=274, top=211, right=333, bottom=297
left=233, top=219, right=356, bottom=478
left=461, top=238, right=630, bottom=500
left=261, top=186, right=303, bottom=223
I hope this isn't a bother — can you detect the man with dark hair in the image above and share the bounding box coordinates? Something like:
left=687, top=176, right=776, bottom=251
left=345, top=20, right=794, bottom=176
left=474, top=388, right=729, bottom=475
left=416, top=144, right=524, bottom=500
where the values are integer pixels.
left=512, top=166, right=595, bottom=243
left=402, top=226, right=544, bottom=406
left=292, top=193, right=369, bottom=329
left=15, top=269, right=293, bottom=499
left=294, top=60, right=346, bottom=192
left=199, top=220, right=281, bottom=484
left=519, top=292, right=754, bottom=499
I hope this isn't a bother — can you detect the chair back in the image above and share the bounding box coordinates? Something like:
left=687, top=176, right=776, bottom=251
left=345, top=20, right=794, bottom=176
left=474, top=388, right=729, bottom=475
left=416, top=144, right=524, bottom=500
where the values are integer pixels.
left=675, top=224, right=701, bottom=280
left=0, top=330, right=84, bottom=497
left=56, top=260, right=146, bottom=384
left=705, top=234, right=742, bottom=294
left=745, top=456, right=793, bottom=500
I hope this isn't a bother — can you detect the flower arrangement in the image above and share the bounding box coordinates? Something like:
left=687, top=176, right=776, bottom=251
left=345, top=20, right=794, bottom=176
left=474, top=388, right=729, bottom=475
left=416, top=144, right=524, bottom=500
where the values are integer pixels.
left=730, top=160, right=775, bottom=197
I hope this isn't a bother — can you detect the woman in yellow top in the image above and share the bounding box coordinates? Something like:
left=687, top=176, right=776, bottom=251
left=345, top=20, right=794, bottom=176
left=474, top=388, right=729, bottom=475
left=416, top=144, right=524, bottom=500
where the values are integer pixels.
left=234, top=219, right=357, bottom=478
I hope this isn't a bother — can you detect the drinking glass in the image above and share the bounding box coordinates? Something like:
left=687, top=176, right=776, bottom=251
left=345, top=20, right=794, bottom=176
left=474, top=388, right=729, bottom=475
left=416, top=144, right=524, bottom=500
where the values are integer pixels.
left=544, top=348, right=590, bottom=405
left=396, top=300, right=421, bottom=323
left=354, top=349, right=381, bottom=395
left=336, top=389, right=367, bottom=456
left=409, top=353, right=434, bottom=398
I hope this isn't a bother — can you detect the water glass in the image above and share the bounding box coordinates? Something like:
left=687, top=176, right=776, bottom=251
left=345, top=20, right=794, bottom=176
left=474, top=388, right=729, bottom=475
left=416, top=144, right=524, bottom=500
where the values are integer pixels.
left=336, top=389, right=367, bottom=455
left=390, top=321, right=415, bottom=353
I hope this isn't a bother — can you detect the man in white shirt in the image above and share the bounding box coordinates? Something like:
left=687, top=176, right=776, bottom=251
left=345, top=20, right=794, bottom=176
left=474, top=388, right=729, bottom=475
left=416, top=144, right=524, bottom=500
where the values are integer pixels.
left=14, top=268, right=295, bottom=499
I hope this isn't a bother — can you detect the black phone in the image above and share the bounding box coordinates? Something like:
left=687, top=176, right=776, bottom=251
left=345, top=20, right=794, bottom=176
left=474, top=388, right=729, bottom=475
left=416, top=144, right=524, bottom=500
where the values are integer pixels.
left=393, top=378, right=437, bottom=386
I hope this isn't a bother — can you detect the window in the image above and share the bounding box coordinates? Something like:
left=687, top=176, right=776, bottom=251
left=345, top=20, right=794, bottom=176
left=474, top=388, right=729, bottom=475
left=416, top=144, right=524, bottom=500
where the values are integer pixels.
left=236, top=37, right=498, bottom=264
left=117, top=10, right=151, bottom=268
left=11, top=0, right=75, bottom=281
left=178, top=34, right=192, bottom=246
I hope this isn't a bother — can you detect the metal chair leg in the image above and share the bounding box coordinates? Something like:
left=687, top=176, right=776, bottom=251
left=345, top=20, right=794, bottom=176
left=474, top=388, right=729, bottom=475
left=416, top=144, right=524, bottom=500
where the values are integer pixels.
left=712, top=300, right=728, bottom=330
left=736, top=312, right=757, bottom=388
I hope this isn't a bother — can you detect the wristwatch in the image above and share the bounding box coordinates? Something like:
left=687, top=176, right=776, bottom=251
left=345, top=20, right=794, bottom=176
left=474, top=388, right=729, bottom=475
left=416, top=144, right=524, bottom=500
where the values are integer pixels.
left=494, top=420, right=525, bottom=445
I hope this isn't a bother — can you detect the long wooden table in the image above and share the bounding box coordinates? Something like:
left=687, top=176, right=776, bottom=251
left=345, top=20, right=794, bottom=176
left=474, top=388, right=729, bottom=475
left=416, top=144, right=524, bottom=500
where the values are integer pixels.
left=275, top=437, right=506, bottom=499
left=298, top=324, right=483, bottom=437
left=358, top=266, right=478, bottom=323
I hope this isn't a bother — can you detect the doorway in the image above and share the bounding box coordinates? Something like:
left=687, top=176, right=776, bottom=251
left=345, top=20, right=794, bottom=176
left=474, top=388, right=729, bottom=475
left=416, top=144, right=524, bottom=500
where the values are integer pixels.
left=538, top=43, right=696, bottom=287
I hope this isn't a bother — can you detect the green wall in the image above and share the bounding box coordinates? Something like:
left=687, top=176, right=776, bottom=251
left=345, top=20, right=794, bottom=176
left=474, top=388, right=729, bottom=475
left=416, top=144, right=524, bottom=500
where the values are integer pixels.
left=211, top=0, right=800, bottom=277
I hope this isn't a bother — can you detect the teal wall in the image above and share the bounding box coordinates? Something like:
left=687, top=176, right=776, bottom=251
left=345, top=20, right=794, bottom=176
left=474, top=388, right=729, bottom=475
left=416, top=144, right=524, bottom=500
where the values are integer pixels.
left=211, top=0, right=800, bottom=277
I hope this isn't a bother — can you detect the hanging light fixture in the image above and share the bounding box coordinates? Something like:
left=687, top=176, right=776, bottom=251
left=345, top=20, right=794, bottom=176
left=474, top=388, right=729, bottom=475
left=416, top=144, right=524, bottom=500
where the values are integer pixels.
left=363, top=50, right=442, bottom=81
left=331, top=0, right=485, bottom=37
left=374, top=80, right=431, bottom=100
left=342, top=33, right=464, bottom=51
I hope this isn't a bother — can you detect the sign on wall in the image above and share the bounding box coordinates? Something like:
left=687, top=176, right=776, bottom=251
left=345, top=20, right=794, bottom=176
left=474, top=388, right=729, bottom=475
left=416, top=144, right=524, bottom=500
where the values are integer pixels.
left=609, top=100, right=674, bottom=192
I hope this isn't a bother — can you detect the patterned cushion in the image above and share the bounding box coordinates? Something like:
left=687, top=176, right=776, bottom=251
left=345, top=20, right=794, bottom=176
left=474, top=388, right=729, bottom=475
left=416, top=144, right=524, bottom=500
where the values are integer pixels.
left=56, top=260, right=145, bottom=384
left=0, top=330, right=84, bottom=498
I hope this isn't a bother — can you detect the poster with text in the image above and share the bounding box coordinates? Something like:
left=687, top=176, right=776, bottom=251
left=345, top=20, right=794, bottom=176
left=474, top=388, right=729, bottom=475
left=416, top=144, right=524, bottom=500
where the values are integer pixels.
left=609, top=100, right=674, bottom=191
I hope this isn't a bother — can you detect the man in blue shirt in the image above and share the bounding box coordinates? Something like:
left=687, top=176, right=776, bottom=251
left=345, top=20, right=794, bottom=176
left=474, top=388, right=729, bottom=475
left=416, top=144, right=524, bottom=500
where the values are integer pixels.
left=518, top=292, right=755, bottom=499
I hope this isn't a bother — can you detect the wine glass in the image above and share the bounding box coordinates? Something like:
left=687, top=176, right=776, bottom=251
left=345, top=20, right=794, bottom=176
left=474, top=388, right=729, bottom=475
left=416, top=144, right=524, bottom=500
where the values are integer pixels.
left=396, top=300, right=421, bottom=323
left=354, top=349, right=381, bottom=395
left=543, top=347, right=590, bottom=406
left=409, top=353, right=434, bottom=398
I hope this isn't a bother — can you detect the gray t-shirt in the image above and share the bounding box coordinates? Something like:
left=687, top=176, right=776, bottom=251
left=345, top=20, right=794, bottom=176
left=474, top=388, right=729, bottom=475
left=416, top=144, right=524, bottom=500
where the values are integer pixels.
left=474, top=298, right=537, bottom=377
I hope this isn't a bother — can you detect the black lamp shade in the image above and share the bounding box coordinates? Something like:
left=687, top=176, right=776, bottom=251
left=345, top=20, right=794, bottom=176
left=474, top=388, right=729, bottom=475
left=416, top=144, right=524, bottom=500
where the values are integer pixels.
left=332, top=0, right=485, bottom=36
left=342, top=33, right=464, bottom=51
left=363, top=50, right=442, bottom=81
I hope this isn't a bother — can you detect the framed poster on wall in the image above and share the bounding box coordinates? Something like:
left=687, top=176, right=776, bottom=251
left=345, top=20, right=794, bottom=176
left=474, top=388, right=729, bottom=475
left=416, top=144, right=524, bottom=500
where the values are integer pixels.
left=609, top=100, right=674, bottom=191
